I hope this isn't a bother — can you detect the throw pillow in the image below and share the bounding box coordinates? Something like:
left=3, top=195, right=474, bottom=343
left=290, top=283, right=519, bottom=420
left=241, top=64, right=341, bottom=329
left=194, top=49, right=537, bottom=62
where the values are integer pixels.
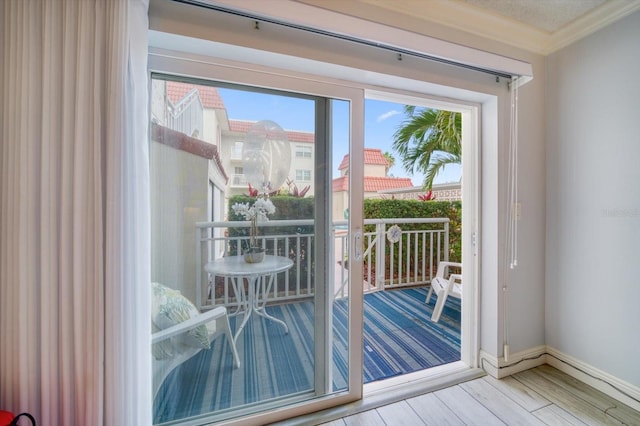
left=151, top=282, right=210, bottom=360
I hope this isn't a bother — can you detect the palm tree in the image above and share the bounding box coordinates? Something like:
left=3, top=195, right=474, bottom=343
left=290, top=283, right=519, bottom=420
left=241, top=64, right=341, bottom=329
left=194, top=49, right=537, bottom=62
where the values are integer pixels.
left=383, top=151, right=395, bottom=175
left=392, top=106, right=461, bottom=190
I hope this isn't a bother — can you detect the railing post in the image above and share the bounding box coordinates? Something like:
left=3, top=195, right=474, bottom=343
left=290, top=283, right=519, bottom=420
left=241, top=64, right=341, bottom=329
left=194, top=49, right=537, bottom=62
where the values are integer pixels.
left=196, top=225, right=202, bottom=310
left=376, top=222, right=386, bottom=290
left=444, top=221, right=450, bottom=262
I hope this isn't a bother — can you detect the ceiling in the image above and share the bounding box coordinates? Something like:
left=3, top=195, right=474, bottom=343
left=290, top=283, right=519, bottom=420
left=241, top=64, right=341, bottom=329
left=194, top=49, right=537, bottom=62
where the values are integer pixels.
left=459, top=0, right=608, bottom=32
left=304, top=0, right=640, bottom=55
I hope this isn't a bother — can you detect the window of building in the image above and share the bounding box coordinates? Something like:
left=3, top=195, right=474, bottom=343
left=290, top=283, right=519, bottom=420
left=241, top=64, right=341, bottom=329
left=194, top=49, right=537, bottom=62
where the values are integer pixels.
left=296, top=169, right=312, bottom=181
left=296, top=145, right=312, bottom=158
left=231, top=141, right=243, bottom=159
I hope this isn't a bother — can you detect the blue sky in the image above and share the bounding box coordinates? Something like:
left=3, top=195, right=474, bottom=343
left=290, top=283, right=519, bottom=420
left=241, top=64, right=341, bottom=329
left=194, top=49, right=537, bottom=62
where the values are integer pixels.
left=218, top=88, right=461, bottom=186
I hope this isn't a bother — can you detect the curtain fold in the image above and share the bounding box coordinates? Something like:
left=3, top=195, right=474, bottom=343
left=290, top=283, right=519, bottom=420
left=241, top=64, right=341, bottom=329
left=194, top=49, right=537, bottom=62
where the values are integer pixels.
left=0, top=1, right=150, bottom=424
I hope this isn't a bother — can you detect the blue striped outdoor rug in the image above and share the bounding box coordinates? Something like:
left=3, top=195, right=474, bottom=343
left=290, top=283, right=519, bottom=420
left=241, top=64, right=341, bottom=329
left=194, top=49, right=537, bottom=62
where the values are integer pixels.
left=153, top=287, right=460, bottom=424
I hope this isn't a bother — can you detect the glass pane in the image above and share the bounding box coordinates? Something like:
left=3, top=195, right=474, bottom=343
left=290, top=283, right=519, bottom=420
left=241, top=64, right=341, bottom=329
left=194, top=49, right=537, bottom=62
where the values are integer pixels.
left=150, top=77, right=349, bottom=424
left=360, top=98, right=463, bottom=383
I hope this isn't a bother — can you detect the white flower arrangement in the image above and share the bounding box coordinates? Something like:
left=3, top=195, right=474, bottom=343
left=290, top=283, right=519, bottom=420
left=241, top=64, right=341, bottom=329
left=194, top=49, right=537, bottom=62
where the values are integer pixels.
left=232, top=196, right=276, bottom=248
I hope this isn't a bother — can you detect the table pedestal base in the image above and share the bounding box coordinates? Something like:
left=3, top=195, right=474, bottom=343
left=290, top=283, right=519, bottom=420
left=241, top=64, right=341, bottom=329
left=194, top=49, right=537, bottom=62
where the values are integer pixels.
left=229, top=274, right=289, bottom=344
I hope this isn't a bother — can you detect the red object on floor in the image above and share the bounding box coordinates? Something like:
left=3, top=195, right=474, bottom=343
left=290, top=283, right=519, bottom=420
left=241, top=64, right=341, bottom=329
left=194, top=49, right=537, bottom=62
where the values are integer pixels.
left=0, top=411, right=14, bottom=426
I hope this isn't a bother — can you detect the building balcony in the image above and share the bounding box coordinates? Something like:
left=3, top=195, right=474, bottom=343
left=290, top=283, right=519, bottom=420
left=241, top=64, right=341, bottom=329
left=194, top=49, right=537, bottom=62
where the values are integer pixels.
left=229, top=173, right=248, bottom=187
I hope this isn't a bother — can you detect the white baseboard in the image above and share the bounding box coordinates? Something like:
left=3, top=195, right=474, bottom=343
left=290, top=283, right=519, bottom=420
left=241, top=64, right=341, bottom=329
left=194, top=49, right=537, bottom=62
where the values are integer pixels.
left=479, top=345, right=547, bottom=379
left=546, top=346, right=640, bottom=412
left=480, top=345, right=640, bottom=411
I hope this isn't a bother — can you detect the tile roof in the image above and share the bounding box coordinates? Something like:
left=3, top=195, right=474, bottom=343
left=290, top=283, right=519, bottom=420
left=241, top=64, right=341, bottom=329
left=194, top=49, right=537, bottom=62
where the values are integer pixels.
left=332, top=176, right=348, bottom=191
left=228, top=120, right=254, bottom=133
left=338, top=148, right=390, bottom=170
left=151, top=123, right=228, bottom=182
left=364, top=176, right=413, bottom=192
left=166, top=81, right=226, bottom=109
left=229, top=120, right=314, bottom=143
left=332, top=176, right=413, bottom=192
left=285, top=130, right=315, bottom=144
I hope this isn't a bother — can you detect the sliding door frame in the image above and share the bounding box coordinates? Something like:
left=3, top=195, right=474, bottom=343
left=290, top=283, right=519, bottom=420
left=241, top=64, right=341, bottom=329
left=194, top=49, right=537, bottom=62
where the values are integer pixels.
left=148, top=44, right=485, bottom=423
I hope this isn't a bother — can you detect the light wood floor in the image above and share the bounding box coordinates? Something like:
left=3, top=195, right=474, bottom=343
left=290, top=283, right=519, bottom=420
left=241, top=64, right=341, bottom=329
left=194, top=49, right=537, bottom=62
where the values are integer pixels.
left=320, top=365, right=640, bottom=425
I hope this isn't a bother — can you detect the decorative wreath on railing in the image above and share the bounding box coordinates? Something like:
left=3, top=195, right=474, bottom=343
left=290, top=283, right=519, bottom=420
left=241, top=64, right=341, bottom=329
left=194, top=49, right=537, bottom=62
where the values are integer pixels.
left=386, top=224, right=402, bottom=243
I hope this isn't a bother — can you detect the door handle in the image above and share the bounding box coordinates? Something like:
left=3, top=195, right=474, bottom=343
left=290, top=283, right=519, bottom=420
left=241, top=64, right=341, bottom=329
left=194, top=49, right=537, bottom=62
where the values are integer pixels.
left=354, top=231, right=362, bottom=261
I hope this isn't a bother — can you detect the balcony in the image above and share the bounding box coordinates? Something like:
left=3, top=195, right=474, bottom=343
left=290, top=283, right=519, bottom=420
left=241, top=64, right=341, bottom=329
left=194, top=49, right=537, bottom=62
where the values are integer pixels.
left=153, top=218, right=460, bottom=424
left=229, top=173, right=248, bottom=188
left=153, top=285, right=461, bottom=423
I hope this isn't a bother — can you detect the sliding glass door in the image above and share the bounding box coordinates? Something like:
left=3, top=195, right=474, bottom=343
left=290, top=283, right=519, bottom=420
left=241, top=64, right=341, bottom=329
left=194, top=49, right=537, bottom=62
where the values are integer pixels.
left=148, top=67, right=363, bottom=424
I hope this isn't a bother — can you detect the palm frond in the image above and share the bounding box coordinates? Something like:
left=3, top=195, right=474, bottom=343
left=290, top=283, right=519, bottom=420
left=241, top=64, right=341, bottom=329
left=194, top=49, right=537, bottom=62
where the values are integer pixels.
left=391, top=106, right=462, bottom=186
left=423, top=152, right=462, bottom=190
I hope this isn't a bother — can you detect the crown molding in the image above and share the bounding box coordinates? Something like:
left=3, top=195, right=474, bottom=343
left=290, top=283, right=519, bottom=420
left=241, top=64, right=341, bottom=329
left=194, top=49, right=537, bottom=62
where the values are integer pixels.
left=359, top=0, right=550, bottom=55
left=548, top=0, right=640, bottom=53
left=190, top=0, right=639, bottom=58
left=344, top=0, right=640, bottom=56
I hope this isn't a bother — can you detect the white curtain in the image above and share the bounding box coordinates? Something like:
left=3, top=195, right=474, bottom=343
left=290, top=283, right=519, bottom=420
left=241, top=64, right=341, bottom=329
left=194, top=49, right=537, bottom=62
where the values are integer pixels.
left=0, top=1, right=151, bottom=425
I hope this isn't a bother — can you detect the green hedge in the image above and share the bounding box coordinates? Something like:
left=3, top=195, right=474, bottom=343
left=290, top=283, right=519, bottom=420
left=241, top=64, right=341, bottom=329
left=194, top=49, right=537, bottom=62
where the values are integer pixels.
left=364, top=199, right=462, bottom=262
left=228, top=193, right=313, bottom=223
left=227, top=196, right=461, bottom=262
left=227, top=195, right=315, bottom=250
left=227, top=195, right=314, bottom=219
left=225, top=196, right=461, bottom=294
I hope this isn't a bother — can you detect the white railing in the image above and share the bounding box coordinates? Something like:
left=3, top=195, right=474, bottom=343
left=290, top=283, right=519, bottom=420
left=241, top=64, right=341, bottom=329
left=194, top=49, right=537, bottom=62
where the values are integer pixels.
left=168, top=89, right=203, bottom=138
left=332, top=218, right=450, bottom=299
left=195, top=218, right=449, bottom=310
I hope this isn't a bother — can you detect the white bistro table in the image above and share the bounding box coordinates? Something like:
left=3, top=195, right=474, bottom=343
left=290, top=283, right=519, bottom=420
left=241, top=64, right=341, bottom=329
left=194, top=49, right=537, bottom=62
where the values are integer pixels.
left=204, top=255, right=293, bottom=343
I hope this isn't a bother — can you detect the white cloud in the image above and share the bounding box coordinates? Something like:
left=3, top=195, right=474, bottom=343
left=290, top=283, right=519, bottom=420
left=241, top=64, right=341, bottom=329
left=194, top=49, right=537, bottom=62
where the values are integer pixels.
left=376, top=110, right=400, bottom=122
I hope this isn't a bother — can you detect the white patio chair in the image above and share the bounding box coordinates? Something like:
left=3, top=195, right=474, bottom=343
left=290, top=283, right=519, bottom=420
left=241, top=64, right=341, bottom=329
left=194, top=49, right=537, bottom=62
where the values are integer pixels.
left=152, top=284, right=240, bottom=399
left=426, top=261, right=462, bottom=322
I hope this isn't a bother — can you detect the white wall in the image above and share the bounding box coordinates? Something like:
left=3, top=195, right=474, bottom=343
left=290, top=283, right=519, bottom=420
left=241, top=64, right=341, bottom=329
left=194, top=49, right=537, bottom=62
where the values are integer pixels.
left=151, top=142, right=209, bottom=303
left=546, top=10, right=640, bottom=387
left=202, top=108, right=218, bottom=145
